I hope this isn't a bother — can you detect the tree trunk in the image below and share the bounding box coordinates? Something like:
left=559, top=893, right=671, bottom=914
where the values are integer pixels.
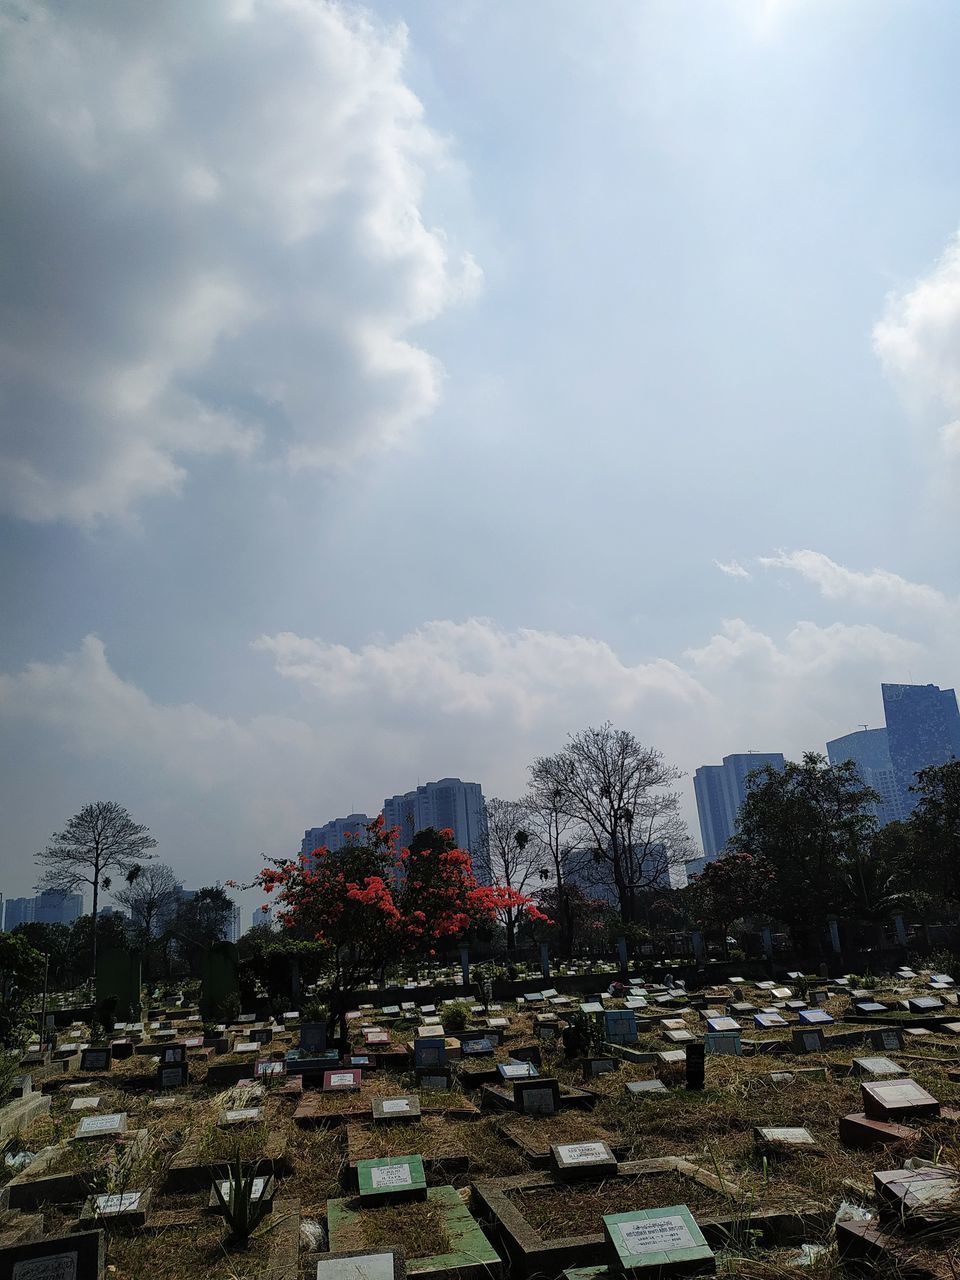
left=91, top=866, right=100, bottom=982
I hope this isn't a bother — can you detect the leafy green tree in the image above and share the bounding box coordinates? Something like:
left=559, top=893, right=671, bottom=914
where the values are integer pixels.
left=684, top=851, right=776, bottom=956
left=0, top=932, right=45, bottom=1049
left=11, top=922, right=71, bottom=985
left=171, top=886, right=235, bottom=976
left=837, top=821, right=914, bottom=924
left=730, top=752, right=879, bottom=953
left=66, top=913, right=130, bottom=983
left=35, top=801, right=156, bottom=974
left=908, top=761, right=960, bottom=907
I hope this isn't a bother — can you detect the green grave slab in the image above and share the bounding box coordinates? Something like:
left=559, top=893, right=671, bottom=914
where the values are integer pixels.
left=328, top=1184, right=501, bottom=1280
left=603, top=1204, right=715, bottom=1276
left=357, top=1154, right=427, bottom=1204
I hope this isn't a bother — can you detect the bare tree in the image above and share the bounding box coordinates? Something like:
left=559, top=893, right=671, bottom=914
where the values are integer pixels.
left=483, top=798, right=542, bottom=951
left=530, top=723, right=690, bottom=925
left=35, top=801, right=157, bottom=974
left=523, top=776, right=581, bottom=957
left=113, top=862, right=180, bottom=974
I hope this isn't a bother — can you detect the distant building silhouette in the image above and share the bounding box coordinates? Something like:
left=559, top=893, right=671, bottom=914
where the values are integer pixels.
left=3, top=889, right=83, bottom=930
left=301, top=813, right=372, bottom=859
left=693, top=752, right=786, bottom=861
left=882, top=682, right=960, bottom=814
left=826, top=727, right=903, bottom=827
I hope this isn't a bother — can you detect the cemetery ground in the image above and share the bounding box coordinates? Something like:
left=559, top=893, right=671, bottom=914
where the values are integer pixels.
left=3, top=973, right=960, bottom=1278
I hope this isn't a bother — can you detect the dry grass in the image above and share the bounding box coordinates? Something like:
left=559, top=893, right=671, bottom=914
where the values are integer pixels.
left=508, top=1172, right=727, bottom=1237
left=334, top=1200, right=452, bottom=1258
left=106, top=1215, right=273, bottom=1280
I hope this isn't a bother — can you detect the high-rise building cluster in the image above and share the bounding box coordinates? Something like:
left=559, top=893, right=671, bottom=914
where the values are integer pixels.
left=692, top=681, right=960, bottom=871
left=301, top=777, right=491, bottom=885
left=3, top=888, right=83, bottom=931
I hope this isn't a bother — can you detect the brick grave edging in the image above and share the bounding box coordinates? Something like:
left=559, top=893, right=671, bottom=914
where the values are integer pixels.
left=473, top=1160, right=831, bottom=1278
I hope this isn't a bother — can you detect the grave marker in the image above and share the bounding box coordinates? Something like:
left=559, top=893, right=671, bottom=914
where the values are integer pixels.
left=314, top=1250, right=405, bottom=1280
left=371, top=1096, right=420, bottom=1122
left=74, top=1113, right=127, bottom=1140
left=603, top=1205, right=715, bottom=1275
left=324, top=1069, right=361, bottom=1092
left=0, top=1229, right=104, bottom=1280
left=551, top=1141, right=617, bottom=1179
left=357, top=1155, right=427, bottom=1204
left=513, top=1077, right=560, bottom=1115
left=861, top=1078, right=940, bottom=1121
left=79, top=1048, right=111, bottom=1073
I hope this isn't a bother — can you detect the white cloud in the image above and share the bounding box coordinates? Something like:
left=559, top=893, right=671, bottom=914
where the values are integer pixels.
left=713, top=559, right=751, bottom=580
left=758, top=549, right=955, bottom=619
left=873, top=230, right=960, bottom=461
left=1, top=551, right=954, bottom=884
left=0, top=0, right=479, bottom=523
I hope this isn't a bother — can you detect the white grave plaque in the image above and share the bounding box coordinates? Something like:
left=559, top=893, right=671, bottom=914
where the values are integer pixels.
left=381, top=1099, right=410, bottom=1114
left=370, top=1163, right=413, bottom=1188
left=556, top=1142, right=609, bottom=1163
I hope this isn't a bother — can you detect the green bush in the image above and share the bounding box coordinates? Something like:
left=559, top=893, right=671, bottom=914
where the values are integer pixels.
left=442, top=1000, right=472, bottom=1032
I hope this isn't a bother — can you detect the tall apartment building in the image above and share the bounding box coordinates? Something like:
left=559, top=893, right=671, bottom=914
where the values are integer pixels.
left=301, top=813, right=372, bottom=858
left=3, top=889, right=83, bottom=930
left=3, top=897, right=35, bottom=931
left=882, top=683, right=960, bottom=815
left=693, top=752, right=786, bottom=860
left=383, top=778, right=491, bottom=884
left=826, top=727, right=903, bottom=827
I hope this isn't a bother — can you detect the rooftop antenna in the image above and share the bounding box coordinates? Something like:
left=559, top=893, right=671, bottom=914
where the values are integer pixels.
left=859, top=725, right=869, bottom=733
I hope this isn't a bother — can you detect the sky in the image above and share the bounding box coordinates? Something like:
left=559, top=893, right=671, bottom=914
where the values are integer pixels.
left=1, top=0, right=959, bottom=911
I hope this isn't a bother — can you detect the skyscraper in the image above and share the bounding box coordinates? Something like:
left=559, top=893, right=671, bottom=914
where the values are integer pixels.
left=693, top=752, right=786, bottom=859
left=301, top=813, right=372, bottom=858
left=3, top=897, right=35, bottom=931
left=882, top=683, right=960, bottom=815
left=36, top=889, right=83, bottom=925
left=383, top=778, right=491, bottom=884
left=826, top=727, right=903, bottom=827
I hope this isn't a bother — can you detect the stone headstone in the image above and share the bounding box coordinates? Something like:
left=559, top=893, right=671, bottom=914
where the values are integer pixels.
left=371, top=1096, right=420, bottom=1122
left=627, top=1079, right=668, bottom=1096
left=314, top=1250, right=405, bottom=1280
left=219, top=1107, right=262, bottom=1126
left=703, top=1030, right=741, bottom=1056
left=513, top=1077, right=560, bottom=1115
left=791, top=1028, right=825, bottom=1054
left=861, top=1078, right=940, bottom=1121
left=0, top=1228, right=104, bottom=1280
left=158, top=1064, right=188, bottom=1089
left=413, top=1038, right=446, bottom=1069
left=323, top=1069, right=361, bottom=1092
left=852, top=1057, right=903, bottom=1078
left=603, top=1010, right=638, bottom=1045
left=300, top=1022, right=327, bottom=1054
left=754, top=1126, right=820, bottom=1153
left=74, top=1113, right=127, bottom=1140
left=551, top=1141, right=617, bottom=1179
left=79, top=1048, right=111, bottom=1073
left=684, top=1043, right=705, bottom=1091
left=498, top=1061, right=538, bottom=1081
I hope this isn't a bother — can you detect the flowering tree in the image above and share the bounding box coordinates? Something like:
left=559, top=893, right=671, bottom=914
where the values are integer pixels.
left=247, top=818, right=547, bottom=1040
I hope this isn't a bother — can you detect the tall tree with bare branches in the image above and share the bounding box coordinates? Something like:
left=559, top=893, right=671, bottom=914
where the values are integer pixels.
left=482, top=797, right=543, bottom=951
left=35, top=801, right=157, bottom=974
left=530, top=723, right=690, bottom=925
